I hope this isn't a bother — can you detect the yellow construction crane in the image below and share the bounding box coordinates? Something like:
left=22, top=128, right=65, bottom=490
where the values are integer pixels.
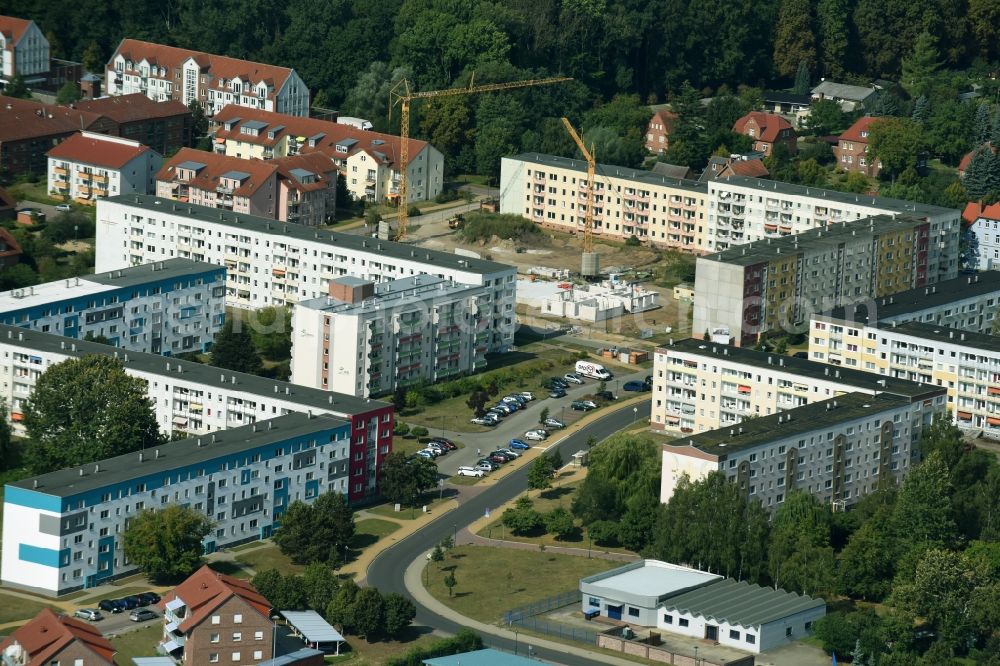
left=388, top=75, right=572, bottom=240
left=561, top=117, right=600, bottom=277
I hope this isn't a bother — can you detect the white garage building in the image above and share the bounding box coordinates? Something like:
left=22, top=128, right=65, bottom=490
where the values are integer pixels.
left=580, top=560, right=825, bottom=654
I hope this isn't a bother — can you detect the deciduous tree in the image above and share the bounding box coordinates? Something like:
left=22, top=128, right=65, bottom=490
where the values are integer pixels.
left=273, top=492, right=355, bottom=566
left=383, top=592, right=416, bottom=637
left=544, top=507, right=576, bottom=540
left=527, top=455, right=555, bottom=491
left=867, top=117, right=924, bottom=178
left=351, top=587, right=385, bottom=640
left=501, top=496, right=543, bottom=534
left=772, top=0, right=815, bottom=78
left=123, top=506, right=212, bottom=582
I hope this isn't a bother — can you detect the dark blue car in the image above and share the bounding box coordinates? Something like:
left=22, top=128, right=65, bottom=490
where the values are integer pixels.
left=623, top=380, right=649, bottom=392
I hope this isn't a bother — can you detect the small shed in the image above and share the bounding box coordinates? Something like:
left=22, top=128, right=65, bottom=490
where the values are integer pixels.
left=281, top=610, right=346, bottom=655
left=572, top=450, right=589, bottom=467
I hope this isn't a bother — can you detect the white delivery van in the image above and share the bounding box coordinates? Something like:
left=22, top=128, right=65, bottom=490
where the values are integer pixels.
left=336, top=116, right=373, bottom=131
left=575, top=360, right=612, bottom=380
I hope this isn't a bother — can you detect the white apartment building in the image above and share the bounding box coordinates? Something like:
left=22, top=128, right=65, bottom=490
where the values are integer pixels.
left=0, top=259, right=224, bottom=355
left=651, top=337, right=940, bottom=435
left=499, top=153, right=708, bottom=251
left=964, top=202, right=1000, bottom=271
left=0, top=15, right=49, bottom=85
left=95, top=195, right=516, bottom=352
left=661, top=390, right=947, bottom=511
left=808, top=319, right=1000, bottom=437
left=291, top=276, right=491, bottom=397
left=47, top=131, right=162, bottom=202
left=704, top=176, right=961, bottom=283
left=0, top=324, right=394, bottom=504
left=211, top=106, right=444, bottom=204
left=1, top=412, right=353, bottom=596
left=106, top=39, right=309, bottom=117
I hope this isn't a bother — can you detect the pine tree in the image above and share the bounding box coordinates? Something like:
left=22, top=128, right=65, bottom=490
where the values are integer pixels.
left=911, top=96, right=931, bottom=125
left=964, top=148, right=992, bottom=200
left=992, top=109, right=1000, bottom=146
left=851, top=638, right=866, bottom=666
left=975, top=104, right=993, bottom=145
left=870, top=91, right=899, bottom=118
left=985, top=150, right=1000, bottom=202
left=793, top=60, right=811, bottom=95
left=901, top=31, right=941, bottom=98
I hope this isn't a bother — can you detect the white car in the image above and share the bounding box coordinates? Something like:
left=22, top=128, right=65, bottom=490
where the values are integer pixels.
left=456, top=466, right=486, bottom=478
left=524, top=429, right=548, bottom=441
left=520, top=391, right=535, bottom=401
left=55, top=203, right=72, bottom=212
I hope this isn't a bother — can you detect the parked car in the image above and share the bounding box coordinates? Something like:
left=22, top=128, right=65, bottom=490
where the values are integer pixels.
left=488, top=453, right=508, bottom=464
left=55, top=203, right=72, bottom=212
left=474, top=462, right=496, bottom=473
left=644, top=375, right=653, bottom=385
left=563, top=372, right=584, bottom=384
left=543, top=418, right=565, bottom=429
left=623, top=380, right=649, bottom=392
left=520, top=391, right=535, bottom=401
left=471, top=416, right=497, bottom=426
left=415, top=450, right=435, bottom=459
left=492, top=404, right=512, bottom=415
left=129, top=609, right=158, bottom=622
left=793, top=351, right=809, bottom=359
left=98, top=599, right=125, bottom=613
left=509, top=439, right=531, bottom=450
left=490, top=450, right=517, bottom=462
left=549, top=388, right=567, bottom=399
left=595, top=390, right=616, bottom=401
left=426, top=442, right=447, bottom=453
left=524, top=429, right=549, bottom=441
left=74, top=609, right=103, bottom=621
left=502, top=395, right=524, bottom=406
left=138, top=592, right=161, bottom=605
left=477, top=459, right=500, bottom=471
left=457, top=466, right=485, bottom=478
left=499, top=448, right=521, bottom=459
left=571, top=400, right=597, bottom=411
left=119, top=596, right=141, bottom=610
left=429, top=438, right=457, bottom=450
left=545, top=377, right=569, bottom=389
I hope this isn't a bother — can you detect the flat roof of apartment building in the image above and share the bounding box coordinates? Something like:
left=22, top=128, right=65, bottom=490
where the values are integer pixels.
left=717, top=175, right=958, bottom=218
left=701, top=214, right=924, bottom=266
left=297, top=275, right=484, bottom=315
left=666, top=392, right=916, bottom=456
left=823, top=271, right=1000, bottom=324
left=102, top=195, right=513, bottom=276
left=0, top=259, right=221, bottom=313
left=0, top=324, right=391, bottom=417
left=9, top=412, right=346, bottom=497
left=889, top=321, right=1000, bottom=354
left=508, top=153, right=707, bottom=195
left=656, top=338, right=940, bottom=400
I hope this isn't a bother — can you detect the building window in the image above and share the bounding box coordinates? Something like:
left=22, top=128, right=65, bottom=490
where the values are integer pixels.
left=746, top=634, right=756, bottom=644
left=805, top=621, right=813, bottom=631
left=233, top=632, right=242, bottom=642
left=234, top=614, right=243, bottom=624
left=679, top=618, right=689, bottom=627
left=663, top=614, right=673, bottom=624
left=231, top=653, right=241, bottom=662
left=730, top=629, right=740, bottom=640
left=253, top=651, right=263, bottom=660
left=588, top=597, right=600, bottom=607
left=210, top=633, right=219, bottom=643
left=209, top=655, right=219, bottom=663
left=628, top=607, right=640, bottom=618
left=254, top=631, right=264, bottom=640
left=211, top=615, right=220, bottom=625
left=786, top=626, right=793, bottom=637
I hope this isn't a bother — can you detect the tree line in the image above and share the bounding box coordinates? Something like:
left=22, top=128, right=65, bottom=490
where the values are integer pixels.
left=576, top=422, right=1000, bottom=664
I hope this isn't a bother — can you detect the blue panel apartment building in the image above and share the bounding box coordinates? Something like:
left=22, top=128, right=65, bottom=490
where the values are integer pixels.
left=0, top=258, right=225, bottom=355
left=1, top=412, right=353, bottom=597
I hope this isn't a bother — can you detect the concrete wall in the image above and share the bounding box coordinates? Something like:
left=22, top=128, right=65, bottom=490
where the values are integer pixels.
left=693, top=259, right=745, bottom=341
left=596, top=633, right=755, bottom=666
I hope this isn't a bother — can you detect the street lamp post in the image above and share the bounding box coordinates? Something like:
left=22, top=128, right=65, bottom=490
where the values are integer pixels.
left=588, top=535, right=592, bottom=559
left=513, top=629, right=518, bottom=655
left=633, top=406, right=638, bottom=424
left=453, top=522, right=457, bottom=545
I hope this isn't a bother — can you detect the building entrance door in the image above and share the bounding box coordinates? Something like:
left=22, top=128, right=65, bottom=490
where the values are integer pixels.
left=706, top=624, right=718, bottom=641
left=607, top=605, right=623, bottom=620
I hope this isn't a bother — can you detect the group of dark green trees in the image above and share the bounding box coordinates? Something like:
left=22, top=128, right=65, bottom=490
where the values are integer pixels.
left=577, top=422, right=1000, bottom=664
left=0, top=211, right=97, bottom=292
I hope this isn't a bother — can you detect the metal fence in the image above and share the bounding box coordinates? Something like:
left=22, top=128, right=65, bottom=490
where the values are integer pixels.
left=503, top=590, right=599, bottom=645
left=504, top=589, right=579, bottom=624
left=510, top=616, right=600, bottom=645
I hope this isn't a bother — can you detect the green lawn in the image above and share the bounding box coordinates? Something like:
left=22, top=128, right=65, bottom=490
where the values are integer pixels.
left=366, top=496, right=450, bottom=520
left=234, top=543, right=305, bottom=575
left=0, top=592, right=59, bottom=624
left=8, top=180, right=62, bottom=206
left=110, top=625, right=162, bottom=664
left=322, top=626, right=441, bottom=665
left=424, top=545, right=614, bottom=624
left=350, top=518, right=400, bottom=551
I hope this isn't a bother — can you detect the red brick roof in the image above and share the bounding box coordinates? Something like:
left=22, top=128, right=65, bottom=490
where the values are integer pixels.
left=648, top=110, right=677, bottom=133
left=963, top=201, right=1000, bottom=225
left=838, top=116, right=882, bottom=144
left=0, top=96, right=106, bottom=143
left=725, top=159, right=770, bottom=178
left=73, top=93, right=190, bottom=123
left=733, top=112, right=794, bottom=143
left=273, top=152, right=338, bottom=192
left=47, top=132, right=152, bottom=168
left=0, top=608, right=115, bottom=665
left=162, top=565, right=272, bottom=633
left=158, top=147, right=280, bottom=197
left=211, top=105, right=429, bottom=167
left=0, top=15, right=33, bottom=44
left=112, top=39, right=295, bottom=91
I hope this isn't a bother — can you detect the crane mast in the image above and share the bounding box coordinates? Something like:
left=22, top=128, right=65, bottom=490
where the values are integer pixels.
left=561, top=117, right=600, bottom=277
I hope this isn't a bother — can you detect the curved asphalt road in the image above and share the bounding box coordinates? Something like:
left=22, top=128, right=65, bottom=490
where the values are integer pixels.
left=368, top=400, right=652, bottom=665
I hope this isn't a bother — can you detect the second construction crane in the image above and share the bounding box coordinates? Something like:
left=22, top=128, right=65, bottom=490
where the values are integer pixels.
left=561, top=117, right=600, bottom=278
left=389, top=75, right=571, bottom=241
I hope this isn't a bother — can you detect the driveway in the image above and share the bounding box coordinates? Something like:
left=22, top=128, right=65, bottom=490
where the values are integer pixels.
left=15, top=198, right=64, bottom=221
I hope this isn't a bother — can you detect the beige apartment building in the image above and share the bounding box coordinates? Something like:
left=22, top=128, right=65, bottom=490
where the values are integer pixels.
left=808, top=319, right=1000, bottom=437
left=499, top=153, right=708, bottom=251
left=651, top=337, right=939, bottom=434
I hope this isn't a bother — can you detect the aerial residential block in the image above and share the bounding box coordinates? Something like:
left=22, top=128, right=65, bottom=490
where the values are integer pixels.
left=47, top=131, right=163, bottom=202
left=0, top=324, right=394, bottom=503
left=0, top=259, right=225, bottom=355
left=95, top=195, right=516, bottom=352
left=157, top=148, right=338, bottom=226
left=963, top=202, right=1000, bottom=271
left=660, top=391, right=946, bottom=511
left=499, top=152, right=709, bottom=251
left=0, top=15, right=49, bottom=86
left=1, top=412, right=353, bottom=596
left=291, top=275, right=492, bottom=397
left=581, top=560, right=825, bottom=654
left=73, top=93, right=193, bottom=155
left=694, top=215, right=954, bottom=345
left=211, top=106, right=444, bottom=205
left=106, top=39, right=310, bottom=117
left=808, top=319, right=1000, bottom=437
left=651, top=337, right=940, bottom=435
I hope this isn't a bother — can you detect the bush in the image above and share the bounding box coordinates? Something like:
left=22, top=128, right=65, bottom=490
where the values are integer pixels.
left=407, top=205, right=422, bottom=217
left=625, top=235, right=641, bottom=246
left=411, top=426, right=429, bottom=438
left=544, top=507, right=577, bottom=540
left=458, top=212, right=542, bottom=243
left=394, top=422, right=410, bottom=436
left=587, top=520, right=621, bottom=546
left=434, top=189, right=461, bottom=204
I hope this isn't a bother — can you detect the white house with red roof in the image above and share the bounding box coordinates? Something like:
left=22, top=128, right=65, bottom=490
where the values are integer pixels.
left=0, top=15, right=49, bottom=86
left=0, top=608, right=116, bottom=665
left=833, top=116, right=883, bottom=178
left=47, top=131, right=163, bottom=203
left=963, top=201, right=1000, bottom=271
left=210, top=106, right=444, bottom=204
left=106, top=39, right=310, bottom=117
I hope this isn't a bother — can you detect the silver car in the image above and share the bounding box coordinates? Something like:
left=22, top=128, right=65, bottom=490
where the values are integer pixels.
left=74, top=609, right=103, bottom=621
